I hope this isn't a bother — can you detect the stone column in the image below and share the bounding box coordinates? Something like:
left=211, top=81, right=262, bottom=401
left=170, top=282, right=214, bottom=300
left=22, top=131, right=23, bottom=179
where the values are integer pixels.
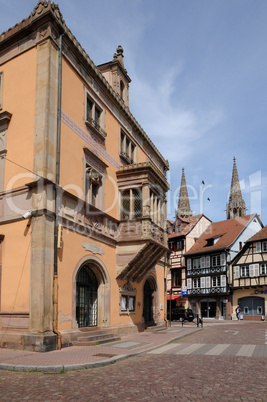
left=23, top=38, right=59, bottom=352
left=142, top=183, right=150, bottom=218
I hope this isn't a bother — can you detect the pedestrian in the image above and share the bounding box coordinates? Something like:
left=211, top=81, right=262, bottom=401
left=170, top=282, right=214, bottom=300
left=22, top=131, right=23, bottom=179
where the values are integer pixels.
left=235, top=304, right=241, bottom=320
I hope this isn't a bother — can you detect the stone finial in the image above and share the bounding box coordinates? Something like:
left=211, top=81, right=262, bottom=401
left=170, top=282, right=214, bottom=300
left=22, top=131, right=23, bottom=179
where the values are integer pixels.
left=113, top=45, right=124, bottom=67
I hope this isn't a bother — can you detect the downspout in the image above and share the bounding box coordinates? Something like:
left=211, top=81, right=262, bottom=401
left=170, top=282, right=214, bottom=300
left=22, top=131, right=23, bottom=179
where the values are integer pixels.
left=53, top=34, right=63, bottom=349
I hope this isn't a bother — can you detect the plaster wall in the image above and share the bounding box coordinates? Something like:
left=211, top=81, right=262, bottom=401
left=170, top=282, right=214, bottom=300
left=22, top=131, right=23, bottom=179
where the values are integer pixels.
left=1, top=48, right=37, bottom=190
left=0, top=221, right=31, bottom=312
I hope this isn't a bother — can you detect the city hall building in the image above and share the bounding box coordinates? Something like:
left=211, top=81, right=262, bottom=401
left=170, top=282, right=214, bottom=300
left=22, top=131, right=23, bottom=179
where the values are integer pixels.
left=0, top=1, right=169, bottom=351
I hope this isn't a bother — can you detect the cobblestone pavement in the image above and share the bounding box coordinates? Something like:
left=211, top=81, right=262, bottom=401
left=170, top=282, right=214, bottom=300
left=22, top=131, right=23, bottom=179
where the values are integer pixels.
left=0, top=322, right=266, bottom=401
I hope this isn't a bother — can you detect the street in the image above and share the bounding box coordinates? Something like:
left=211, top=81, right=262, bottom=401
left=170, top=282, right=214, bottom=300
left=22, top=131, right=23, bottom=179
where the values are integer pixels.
left=0, top=321, right=266, bottom=401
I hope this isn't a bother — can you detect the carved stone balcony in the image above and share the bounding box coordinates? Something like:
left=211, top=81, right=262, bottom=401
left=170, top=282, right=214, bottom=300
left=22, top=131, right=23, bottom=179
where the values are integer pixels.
left=116, top=161, right=169, bottom=283
left=116, top=218, right=168, bottom=282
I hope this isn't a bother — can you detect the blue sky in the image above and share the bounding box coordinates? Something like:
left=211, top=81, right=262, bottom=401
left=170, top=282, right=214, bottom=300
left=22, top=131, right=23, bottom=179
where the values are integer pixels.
left=1, top=0, right=267, bottom=224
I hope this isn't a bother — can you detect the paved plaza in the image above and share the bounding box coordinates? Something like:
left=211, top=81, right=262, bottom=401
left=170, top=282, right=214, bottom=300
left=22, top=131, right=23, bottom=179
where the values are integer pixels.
left=0, top=321, right=266, bottom=400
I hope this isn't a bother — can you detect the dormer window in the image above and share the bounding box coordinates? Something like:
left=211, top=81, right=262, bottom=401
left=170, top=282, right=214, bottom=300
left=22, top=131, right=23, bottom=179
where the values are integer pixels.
left=206, top=236, right=221, bottom=247
left=206, top=238, right=214, bottom=247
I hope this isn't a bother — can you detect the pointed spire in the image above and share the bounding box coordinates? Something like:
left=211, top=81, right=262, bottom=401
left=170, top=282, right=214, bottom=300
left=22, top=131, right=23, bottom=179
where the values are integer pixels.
left=176, top=168, right=192, bottom=218
left=226, top=157, right=246, bottom=219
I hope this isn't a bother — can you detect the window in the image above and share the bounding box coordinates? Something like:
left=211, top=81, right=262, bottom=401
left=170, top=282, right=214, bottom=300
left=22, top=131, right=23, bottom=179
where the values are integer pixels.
left=0, top=72, right=3, bottom=109
left=260, top=264, right=267, bottom=275
left=256, top=242, right=261, bottom=253
left=120, top=130, right=136, bottom=164
left=168, top=240, right=184, bottom=252
left=85, top=166, right=102, bottom=207
left=192, top=258, right=200, bottom=269
left=193, top=278, right=200, bottom=288
left=212, top=276, right=221, bottom=287
left=172, top=270, right=182, bottom=287
left=120, top=80, right=125, bottom=100
left=120, top=283, right=136, bottom=314
left=85, top=95, right=106, bottom=139
left=240, top=266, right=249, bottom=277
left=262, top=242, right=267, bottom=252
left=120, top=188, right=142, bottom=220
left=212, top=255, right=220, bottom=267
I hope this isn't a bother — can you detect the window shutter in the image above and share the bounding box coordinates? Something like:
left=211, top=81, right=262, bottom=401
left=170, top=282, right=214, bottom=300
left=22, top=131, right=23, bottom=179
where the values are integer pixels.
left=220, top=253, right=226, bottom=266
left=256, top=242, right=261, bottom=253
left=187, top=278, right=192, bottom=289
left=221, top=275, right=226, bottom=287
left=234, top=266, right=240, bottom=279
left=206, top=256, right=210, bottom=268
left=249, top=264, right=255, bottom=277
left=200, top=277, right=206, bottom=288
left=254, top=263, right=259, bottom=276
left=187, top=259, right=191, bottom=270
left=205, top=276, right=211, bottom=288
left=200, top=256, right=205, bottom=269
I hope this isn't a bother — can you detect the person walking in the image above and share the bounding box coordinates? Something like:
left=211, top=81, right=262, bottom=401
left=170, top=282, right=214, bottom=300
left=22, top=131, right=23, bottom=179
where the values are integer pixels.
left=236, top=304, right=241, bottom=320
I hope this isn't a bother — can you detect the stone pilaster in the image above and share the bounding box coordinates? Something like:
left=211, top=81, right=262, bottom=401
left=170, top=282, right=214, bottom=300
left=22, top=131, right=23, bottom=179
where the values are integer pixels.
left=23, top=38, right=59, bottom=352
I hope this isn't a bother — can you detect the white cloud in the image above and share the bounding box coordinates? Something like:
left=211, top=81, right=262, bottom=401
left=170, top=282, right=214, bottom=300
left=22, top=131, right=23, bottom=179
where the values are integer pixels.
left=130, top=67, right=225, bottom=164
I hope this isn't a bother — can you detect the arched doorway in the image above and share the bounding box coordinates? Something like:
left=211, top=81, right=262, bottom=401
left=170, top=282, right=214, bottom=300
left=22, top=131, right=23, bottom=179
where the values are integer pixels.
left=143, top=280, right=153, bottom=324
left=76, top=264, right=98, bottom=328
left=143, top=276, right=158, bottom=325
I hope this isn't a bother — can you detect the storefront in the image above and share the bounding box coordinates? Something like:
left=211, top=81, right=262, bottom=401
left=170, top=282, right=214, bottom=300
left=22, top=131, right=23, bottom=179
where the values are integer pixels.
left=233, top=288, right=267, bottom=320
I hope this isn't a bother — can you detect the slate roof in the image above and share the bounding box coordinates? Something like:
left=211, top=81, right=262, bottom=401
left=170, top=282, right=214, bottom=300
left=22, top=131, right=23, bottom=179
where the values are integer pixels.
left=185, top=214, right=257, bottom=256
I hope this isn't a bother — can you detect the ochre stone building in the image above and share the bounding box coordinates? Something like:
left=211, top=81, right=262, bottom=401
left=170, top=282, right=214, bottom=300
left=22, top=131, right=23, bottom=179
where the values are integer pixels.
left=0, top=1, right=169, bottom=351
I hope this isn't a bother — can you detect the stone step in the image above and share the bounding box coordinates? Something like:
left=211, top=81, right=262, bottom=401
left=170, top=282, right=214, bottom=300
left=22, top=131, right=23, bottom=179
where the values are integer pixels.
left=77, top=333, right=116, bottom=342
left=145, top=324, right=167, bottom=333
left=75, top=335, right=121, bottom=347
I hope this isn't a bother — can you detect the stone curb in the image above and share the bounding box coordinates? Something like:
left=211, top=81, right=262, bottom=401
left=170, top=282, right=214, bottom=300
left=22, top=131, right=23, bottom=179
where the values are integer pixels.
left=0, top=327, right=201, bottom=373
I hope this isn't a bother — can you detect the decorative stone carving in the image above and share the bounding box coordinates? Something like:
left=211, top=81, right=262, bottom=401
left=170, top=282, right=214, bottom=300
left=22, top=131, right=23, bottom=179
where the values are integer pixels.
left=120, top=282, right=136, bottom=292
left=82, top=241, right=105, bottom=255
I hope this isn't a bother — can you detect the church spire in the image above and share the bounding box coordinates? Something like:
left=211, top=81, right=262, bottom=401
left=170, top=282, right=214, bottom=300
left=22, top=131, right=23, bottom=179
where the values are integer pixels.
left=226, top=157, right=246, bottom=219
left=176, top=168, right=192, bottom=218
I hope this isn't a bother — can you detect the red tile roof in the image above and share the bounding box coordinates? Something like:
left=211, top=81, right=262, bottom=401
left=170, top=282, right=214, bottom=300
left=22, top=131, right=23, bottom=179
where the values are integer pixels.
left=185, top=214, right=256, bottom=255
left=168, top=214, right=209, bottom=239
left=246, top=225, right=267, bottom=243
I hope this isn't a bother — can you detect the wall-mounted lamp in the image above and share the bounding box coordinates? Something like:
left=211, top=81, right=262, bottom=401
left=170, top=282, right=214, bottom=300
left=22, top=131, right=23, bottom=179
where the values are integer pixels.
left=23, top=211, right=32, bottom=219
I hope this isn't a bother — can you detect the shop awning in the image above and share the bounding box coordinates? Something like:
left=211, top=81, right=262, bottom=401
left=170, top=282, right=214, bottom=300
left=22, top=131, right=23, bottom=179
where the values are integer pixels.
left=167, top=295, right=181, bottom=300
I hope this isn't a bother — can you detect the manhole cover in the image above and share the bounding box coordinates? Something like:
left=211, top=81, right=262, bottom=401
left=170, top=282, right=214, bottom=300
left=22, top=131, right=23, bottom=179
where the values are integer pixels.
left=93, top=353, right=116, bottom=358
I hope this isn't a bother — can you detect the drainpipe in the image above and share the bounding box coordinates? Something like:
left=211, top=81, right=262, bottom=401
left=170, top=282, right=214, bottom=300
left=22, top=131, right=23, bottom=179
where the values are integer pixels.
left=53, top=34, right=63, bottom=350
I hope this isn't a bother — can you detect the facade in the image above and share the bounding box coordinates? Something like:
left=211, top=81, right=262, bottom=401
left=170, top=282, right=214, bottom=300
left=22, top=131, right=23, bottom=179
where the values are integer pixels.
left=0, top=1, right=169, bottom=351
left=167, top=169, right=211, bottom=308
left=185, top=215, right=263, bottom=319
left=232, top=226, right=267, bottom=320
left=184, top=157, right=264, bottom=320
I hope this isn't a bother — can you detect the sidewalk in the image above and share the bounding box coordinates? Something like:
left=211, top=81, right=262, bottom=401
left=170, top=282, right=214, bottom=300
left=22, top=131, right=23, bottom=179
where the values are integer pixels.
left=0, top=324, right=202, bottom=373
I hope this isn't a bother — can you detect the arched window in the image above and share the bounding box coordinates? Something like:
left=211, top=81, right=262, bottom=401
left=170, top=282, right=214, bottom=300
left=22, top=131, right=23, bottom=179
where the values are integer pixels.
left=120, top=80, right=125, bottom=99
